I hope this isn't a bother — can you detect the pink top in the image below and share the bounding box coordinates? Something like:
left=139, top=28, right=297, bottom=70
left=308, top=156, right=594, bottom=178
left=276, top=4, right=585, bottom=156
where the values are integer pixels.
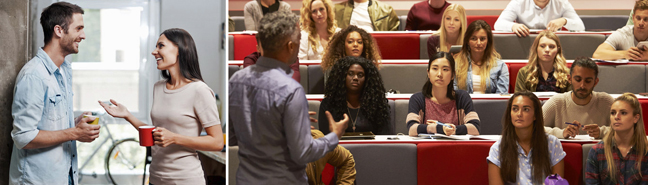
left=149, top=80, right=221, bottom=184
left=424, top=98, right=458, bottom=125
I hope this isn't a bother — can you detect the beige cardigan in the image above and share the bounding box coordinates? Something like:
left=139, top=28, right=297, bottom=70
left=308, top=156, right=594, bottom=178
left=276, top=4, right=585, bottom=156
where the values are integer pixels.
left=243, top=0, right=291, bottom=31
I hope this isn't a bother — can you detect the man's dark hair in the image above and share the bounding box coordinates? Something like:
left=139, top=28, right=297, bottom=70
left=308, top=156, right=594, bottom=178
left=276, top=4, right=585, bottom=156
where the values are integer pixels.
left=570, top=57, right=599, bottom=78
left=255, top=11, right=299, bottom=54
left=40, top=2, right=84, bottom=45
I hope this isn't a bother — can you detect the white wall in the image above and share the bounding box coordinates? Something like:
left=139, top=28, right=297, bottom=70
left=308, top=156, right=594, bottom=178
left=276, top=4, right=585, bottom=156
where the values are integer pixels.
left=161, top=0, right=227, bottom=122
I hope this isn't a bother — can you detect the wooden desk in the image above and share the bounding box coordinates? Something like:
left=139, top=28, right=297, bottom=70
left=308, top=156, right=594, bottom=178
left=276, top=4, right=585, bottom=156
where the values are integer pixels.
left=197, top=150, right=226, bottom=165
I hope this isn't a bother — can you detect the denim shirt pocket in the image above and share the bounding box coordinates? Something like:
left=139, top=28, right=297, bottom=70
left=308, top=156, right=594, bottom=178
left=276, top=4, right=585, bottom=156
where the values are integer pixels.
left=44, top=94, right=64, bottom=122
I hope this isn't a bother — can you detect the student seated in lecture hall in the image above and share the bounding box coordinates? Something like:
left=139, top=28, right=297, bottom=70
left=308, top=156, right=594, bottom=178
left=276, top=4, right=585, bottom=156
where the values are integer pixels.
left=244, top=0, right=291, bottom=31
left=427, top=4, right=467, bottom=58
left=593, top=0, right=648, bottom=61
left=488, top=91, right=565, bottom=185
left=407, top=52, right=481, bottom=137
left=321, top=25, right=382, bottom=79
left=319, top=56, right=392, bottom=135
left=542, top=58, right=614, bottom=139
left=494, top=0, right=585, bottom=37
left=299, top=0, right=341, bottom=60
left=334, top=0, right=400, bottom=31
left=585, top=93, right=648, bottom=185
left=307, top=129, right=357, bottom=185
left=455, top=20, right=509, bottom=94
left=405, top=0, right=450, bottom=31
left=515, top=31, right=571, bottom=93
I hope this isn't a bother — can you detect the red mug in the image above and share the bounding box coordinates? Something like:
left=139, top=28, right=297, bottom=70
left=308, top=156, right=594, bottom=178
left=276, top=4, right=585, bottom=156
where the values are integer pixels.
left=139, top=126, right=155, bottom=146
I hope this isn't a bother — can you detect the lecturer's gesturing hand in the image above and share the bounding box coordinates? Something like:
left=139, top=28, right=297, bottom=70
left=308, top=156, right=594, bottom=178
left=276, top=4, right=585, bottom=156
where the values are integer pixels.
left=326, top=111, right=349, bottom=140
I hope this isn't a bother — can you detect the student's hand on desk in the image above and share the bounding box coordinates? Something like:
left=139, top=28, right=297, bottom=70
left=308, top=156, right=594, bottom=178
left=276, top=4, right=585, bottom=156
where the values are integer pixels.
left=563, top=120, right=581, bottom=139
left=153, top=127, right=178, bottom=147
left=326, top=111, right=349, bottom=140
left=512, top=24, right=530, bottom=37
left=546, top=18, right=567, bottom=32
left=583, top=124, right=601, bottom=138
left=442, top=124, right=456, bottom=136
left=74, top=116, right=101, bottom=142
left=99, top=99, right=131, bottom=118
left=425, top=120, right=438, bottom=134
left=625, top=47, right=645, bottom=61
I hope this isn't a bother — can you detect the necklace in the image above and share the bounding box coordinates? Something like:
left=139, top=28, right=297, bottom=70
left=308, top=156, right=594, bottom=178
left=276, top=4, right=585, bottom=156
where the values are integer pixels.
left=346, top=101, right=360, bottom=132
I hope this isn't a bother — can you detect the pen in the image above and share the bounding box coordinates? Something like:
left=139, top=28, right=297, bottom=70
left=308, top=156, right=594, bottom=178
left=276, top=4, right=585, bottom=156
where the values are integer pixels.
left=565, top=122, right=584, bottom=128
left=437, top=122, right=453, bottom=129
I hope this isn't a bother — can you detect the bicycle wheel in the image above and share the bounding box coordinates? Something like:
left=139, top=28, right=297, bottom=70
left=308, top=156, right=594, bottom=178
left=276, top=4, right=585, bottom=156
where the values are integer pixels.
left=105, top=138, right=148, bottom=185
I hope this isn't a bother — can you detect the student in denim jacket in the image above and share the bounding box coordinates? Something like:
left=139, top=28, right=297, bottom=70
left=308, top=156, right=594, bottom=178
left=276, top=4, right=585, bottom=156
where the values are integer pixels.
left=455, top=20, right=509, bottom=94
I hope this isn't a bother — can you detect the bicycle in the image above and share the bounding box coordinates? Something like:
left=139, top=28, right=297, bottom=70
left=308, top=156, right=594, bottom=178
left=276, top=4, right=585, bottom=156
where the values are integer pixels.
left=77, top=112, right=151, bottom=185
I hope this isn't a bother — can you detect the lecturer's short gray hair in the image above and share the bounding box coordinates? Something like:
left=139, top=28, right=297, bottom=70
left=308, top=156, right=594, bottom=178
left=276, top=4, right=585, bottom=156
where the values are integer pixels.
left=256, top=11, right=300, bottom=54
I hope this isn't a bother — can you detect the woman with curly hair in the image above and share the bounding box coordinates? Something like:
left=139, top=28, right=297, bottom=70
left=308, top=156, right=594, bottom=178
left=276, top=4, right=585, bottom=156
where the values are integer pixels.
left=407, top=52, right=480, bottom=137
left=455, top=20, right=509, bottom=94
left=515, top=31, right=571, bottom=93
left=318, top=56, right=392, bottom=135
left=299, top=0, right=339, bottom=60
left=321, top=25, right=382, bottom=72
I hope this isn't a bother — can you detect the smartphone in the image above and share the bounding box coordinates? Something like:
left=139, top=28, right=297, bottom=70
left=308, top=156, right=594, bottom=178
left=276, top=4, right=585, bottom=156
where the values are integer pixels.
left=637, top=41, right=648, bottom=50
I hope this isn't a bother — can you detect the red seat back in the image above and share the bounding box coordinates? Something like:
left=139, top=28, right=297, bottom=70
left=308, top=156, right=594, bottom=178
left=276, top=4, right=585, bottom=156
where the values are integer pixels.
left=371, top=33, right=420, bottom=59
left=233, top=34, right=258, bottom=60
left=417, top=142, right=494, bottom=185
left=562, top=143, right=583, bottom=185
left=640, top=99, right=648, bottom=134
left=508, top=63, right=528, bottom=93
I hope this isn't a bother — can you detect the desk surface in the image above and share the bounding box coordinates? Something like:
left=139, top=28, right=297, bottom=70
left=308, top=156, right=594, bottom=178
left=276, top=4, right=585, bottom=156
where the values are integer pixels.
left=305, top=93, right=648, bottom=101
left=229, top=59, right=648, bottom=65
left=339, top=135, right=600, bottom=145
left=229, top=31, right=614, bottom=35
left=197, top=150, right=226, bottom=165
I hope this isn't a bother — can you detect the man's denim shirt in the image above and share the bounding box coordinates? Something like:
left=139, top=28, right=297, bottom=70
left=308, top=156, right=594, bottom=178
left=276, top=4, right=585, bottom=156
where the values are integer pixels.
left=9, top=48, right=78, bottom=185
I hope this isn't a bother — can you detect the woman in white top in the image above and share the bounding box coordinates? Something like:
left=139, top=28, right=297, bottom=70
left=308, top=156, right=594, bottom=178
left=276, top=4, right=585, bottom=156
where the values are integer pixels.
left=493, top=0, right=585, bottom=37
left=99, top=28, right=224, bottom=184
left=299, top=0, right=340, bottom=60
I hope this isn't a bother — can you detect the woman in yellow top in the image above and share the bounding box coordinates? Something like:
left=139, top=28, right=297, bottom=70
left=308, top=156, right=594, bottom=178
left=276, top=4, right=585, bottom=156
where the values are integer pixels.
left=515, top=31, right=571, bottom=93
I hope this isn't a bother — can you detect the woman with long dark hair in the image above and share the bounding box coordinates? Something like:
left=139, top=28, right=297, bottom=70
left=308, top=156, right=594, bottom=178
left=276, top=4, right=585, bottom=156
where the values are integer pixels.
left=99, top=28, right=224, bottom=184
left=318, top=56, right=391, bottom=135
left=487, top=91, right=565, bottom=184
left=407, top=52, right=480, bottom=136
left=586, top=93, right=648, bottom=184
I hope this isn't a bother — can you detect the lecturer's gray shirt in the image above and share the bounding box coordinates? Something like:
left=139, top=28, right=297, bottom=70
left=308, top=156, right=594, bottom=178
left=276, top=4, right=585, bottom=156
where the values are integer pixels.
left=229, top=56, right=339, bottom=184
